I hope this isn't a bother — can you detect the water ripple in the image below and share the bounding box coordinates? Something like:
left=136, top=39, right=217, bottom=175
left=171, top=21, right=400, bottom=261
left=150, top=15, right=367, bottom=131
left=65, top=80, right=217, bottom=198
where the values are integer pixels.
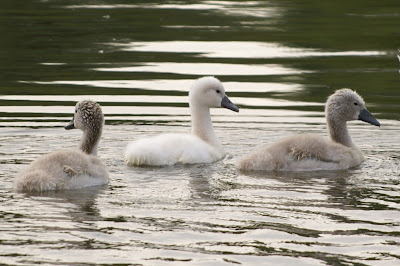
left=93, top=62, right=307, bottom=76
left=106, top=41, right=386, bottom=59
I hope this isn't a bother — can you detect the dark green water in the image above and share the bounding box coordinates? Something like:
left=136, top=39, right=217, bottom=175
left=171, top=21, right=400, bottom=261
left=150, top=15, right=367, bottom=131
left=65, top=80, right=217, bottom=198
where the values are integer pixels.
left=0, top=1, right=400, bottom=265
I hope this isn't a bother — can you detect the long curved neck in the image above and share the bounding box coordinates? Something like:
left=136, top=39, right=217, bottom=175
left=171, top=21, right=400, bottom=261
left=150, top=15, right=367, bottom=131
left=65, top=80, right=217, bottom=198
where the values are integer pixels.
left=80, top=127, right=102, bottom=155
left=190, top=104, right=221, bottom=148
left=327, top=116, right=354, bottom=147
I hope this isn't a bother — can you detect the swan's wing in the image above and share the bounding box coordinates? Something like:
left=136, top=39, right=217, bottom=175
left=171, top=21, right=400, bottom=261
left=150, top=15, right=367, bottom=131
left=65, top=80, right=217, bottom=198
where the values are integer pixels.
left=63, top=165, right=78, bottom=177
left=281, top=134, right=339, bottom=162
left=282, top=134, right=363, bottom=170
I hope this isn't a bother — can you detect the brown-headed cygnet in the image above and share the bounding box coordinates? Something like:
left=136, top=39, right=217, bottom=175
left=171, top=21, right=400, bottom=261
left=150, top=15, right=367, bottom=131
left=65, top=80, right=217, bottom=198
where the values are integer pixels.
left=14, top=100, right=109, bottom=192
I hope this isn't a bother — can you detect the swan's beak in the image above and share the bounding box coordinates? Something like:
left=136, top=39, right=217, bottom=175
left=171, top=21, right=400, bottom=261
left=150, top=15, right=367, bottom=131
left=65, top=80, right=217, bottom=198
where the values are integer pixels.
left=358, top=108, right=380, bottom=127
left=221, top=95, right=239, bottom=112
left=64, top=118, right=75, bottom=130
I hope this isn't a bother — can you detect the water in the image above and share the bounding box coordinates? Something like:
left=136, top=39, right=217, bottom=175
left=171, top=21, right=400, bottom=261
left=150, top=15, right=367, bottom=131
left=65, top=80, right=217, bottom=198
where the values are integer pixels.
left=1, top=0, right=400, bottom=265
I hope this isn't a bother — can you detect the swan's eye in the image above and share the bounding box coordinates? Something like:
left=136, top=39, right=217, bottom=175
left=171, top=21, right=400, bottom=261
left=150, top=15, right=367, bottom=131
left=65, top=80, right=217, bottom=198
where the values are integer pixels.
left=216, top=90, right=220, bottom=94
left=75, top=109, right=78, bottom=113
left=354, top=102, right=358, bottom=106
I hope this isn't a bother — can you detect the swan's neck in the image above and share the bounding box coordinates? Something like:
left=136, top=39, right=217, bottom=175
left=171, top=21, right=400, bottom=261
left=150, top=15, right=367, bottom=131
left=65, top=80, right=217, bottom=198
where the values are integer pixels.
left=80, top=127, right=102, bottom=155
left=190, top=104, right=221, bottom=148
left=327, top=116, right=354, bottom=147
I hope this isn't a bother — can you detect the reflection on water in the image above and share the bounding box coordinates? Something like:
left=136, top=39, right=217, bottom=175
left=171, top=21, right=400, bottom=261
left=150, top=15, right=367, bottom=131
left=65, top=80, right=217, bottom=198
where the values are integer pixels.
left=107, top=41, right=386, bottom=59
left=23, top=186, right=107, bottom=222
left=1, top=0, right=400, bottom=265
left=93, top=62, right=307, bottom=76
left=64, top=1, right=281, bottom=19
left=21, top=80, right=304, bottom=93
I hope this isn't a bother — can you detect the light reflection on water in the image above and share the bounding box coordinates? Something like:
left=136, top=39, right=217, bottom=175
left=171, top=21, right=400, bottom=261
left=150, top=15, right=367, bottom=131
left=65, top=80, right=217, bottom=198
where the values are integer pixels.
left=93, top=62, right=307, bottom=76
left=107, top=41, right=386, bottom=59
left=0, top=95, right=323, bottom=107
left=64, top=1, right=280, bottom=19
left=1, top=0, right=400, bottom=265
left=21, top=80, right=304, bottom=93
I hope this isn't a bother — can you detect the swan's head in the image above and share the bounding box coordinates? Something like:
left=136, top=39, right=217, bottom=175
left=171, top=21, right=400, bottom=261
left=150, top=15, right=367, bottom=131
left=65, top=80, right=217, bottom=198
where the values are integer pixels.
left=65, top=100, right=104, bottom=132
left=189, top=76, right=239, bottom=112
left=325, top=89, right=380, bottom=126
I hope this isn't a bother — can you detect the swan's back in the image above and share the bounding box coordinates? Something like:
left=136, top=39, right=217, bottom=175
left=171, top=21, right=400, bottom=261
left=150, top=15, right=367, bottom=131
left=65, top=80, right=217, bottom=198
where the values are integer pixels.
left=237, top=134, right=364, bottom=171
left=125, top=133, right=223, bottom=166
left=15, top=149, right=108, bottom=192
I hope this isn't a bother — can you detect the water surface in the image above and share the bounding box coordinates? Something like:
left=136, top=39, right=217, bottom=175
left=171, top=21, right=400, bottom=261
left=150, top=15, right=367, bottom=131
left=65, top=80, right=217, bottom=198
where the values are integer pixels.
left=1, top=0, right=400, bottom=265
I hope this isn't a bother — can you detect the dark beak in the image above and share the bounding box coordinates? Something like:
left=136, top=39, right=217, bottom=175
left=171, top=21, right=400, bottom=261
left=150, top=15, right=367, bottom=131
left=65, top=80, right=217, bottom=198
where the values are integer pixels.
left=221, top=95, right=239, bottom=112
left=358, top=108, right=380, bottom=127
left=64, top=117, right=75, bottom=130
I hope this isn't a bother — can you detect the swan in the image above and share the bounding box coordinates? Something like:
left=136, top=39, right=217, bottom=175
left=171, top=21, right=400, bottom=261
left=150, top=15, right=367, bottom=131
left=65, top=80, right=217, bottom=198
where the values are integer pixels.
left=124, top=76, right=239, bottom=166
left=14, top=100, right=109, bottom=192
left=237, top=89, right=380, bottom=171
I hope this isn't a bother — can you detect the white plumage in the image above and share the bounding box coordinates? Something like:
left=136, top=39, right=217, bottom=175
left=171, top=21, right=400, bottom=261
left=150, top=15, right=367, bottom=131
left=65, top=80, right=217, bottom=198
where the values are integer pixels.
left=124, top=76, right=239, bottom=166
left=125, top=133, right=222, bottom=165
left=237, top=89, right=380, bottom=171
left=14, top=100, right=109, bottom=192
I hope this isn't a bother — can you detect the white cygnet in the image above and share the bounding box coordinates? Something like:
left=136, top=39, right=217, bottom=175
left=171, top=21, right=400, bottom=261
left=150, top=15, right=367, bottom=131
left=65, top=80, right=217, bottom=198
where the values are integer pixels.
left=124, top=76, right=239, bottom=166
left=237, top=89, right=380, bottom=171
left=14, top=100, right=109, bottom=192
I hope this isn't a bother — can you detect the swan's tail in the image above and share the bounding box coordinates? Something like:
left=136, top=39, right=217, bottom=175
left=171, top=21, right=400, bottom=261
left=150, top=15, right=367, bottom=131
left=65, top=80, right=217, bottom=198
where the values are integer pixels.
left=236, top=151, right=275, bottom=171
left=124, top=140, right=162, bottom=166
left=14, top=170, right=60, bottom=192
